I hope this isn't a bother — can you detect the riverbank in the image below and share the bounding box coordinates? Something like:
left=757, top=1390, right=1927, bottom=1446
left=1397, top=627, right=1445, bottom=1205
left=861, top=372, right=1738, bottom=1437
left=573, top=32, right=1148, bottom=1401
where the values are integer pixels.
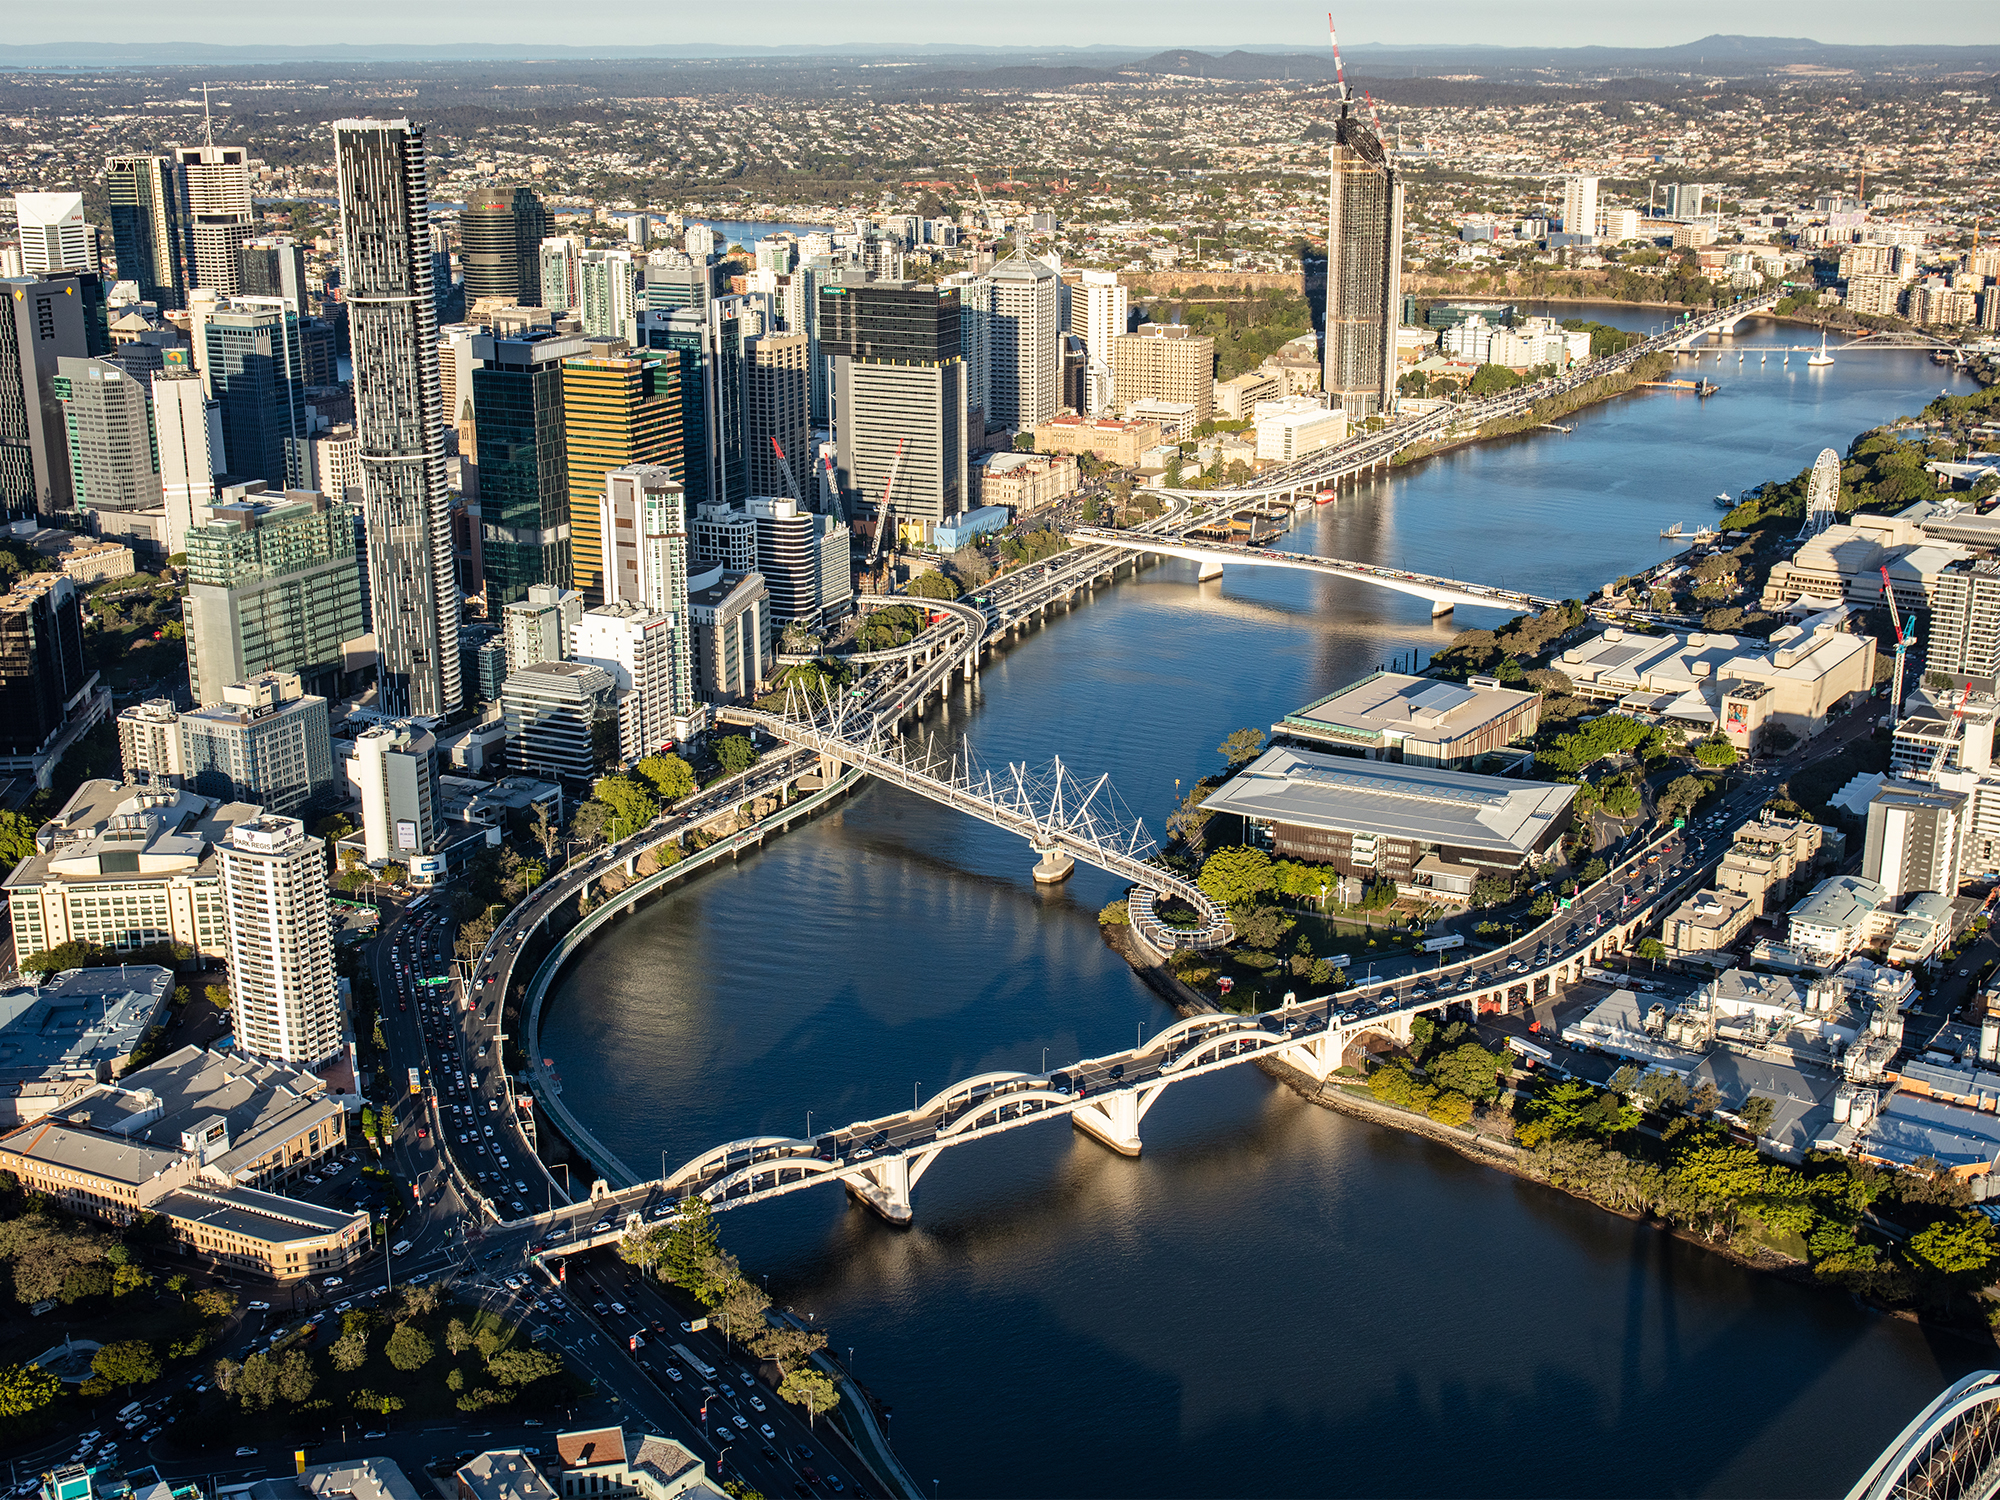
left=1391, top=351, right=1675, bottom=471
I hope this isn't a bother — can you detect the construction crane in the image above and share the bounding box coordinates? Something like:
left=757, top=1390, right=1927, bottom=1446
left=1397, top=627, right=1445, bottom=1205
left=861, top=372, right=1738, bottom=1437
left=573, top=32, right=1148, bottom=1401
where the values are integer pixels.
left=819, top=448, right=844, bottom=524
left=1880, top=564, right=1916, bottom=720
left=1928, top=684, right=1974, bottom=782
left=969, top=173, right=994, bottom=233
left=768, top=435, right=808, bottom=506
left=867, top=438, right=907, bottom=568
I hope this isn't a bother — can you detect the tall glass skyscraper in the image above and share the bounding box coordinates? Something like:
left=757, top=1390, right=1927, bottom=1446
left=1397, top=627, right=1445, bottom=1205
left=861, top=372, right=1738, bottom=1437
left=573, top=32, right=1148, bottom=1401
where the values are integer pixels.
left=461, top=186, right=549, bottom=307
left=104, top=155, right=187, bottom=311
left=1323, top=101, right=1404, bottom=420
left=203, top=302, right=307, bottom=491
left=561, top=352, right=681, bottom=606
left=472, top=328, right=587, bottom=607
left=334, top=117, right=460, bottom=718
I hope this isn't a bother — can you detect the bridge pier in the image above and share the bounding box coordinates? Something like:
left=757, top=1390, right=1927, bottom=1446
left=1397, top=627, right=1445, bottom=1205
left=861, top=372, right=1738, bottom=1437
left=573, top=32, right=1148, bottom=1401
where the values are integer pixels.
left=1430, top=599, right=1454, bottom=618
left=1197, top=560, right=1224, bottom=582
left=1072, top=1087, right=1145, bottom=1156
left=844, top=1154, right=914, bottom=1225
left=1030, top=839, right=1075, bottom=884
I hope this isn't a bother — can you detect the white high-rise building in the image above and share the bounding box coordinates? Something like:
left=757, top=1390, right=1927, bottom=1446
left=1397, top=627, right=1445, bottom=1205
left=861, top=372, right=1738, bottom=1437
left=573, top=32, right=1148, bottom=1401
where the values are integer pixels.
left=152, top=350, right=222, bottom=554
left=538, top=236, right=582, bottom=313
left=14, top=192, right=92, bottom=275
left=173, top=144, right=255, bottom=295
left=1562, top=176, right=1600, bottom=240
left=1076, top=269, right=1127, bottom=416
left=941, top=271, right=992, bottom=426
left=574, top=603, right=685, bottom=758
left=684, top=223, right=719, bottom=260
left=579, top=249, right=639, bottom=343
left=987, top=254, right=1062, bottom=432
left=346, top=720, right=440, bottom=866
left=503, top=582, right=583, bottom=675
left=220, top=814, right=341, bottom=1070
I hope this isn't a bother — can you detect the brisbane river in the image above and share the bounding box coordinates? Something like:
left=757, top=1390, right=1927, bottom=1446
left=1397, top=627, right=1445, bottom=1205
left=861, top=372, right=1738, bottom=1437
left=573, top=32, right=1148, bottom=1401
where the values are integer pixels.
left=544, top=309, right=1987, bottom=1497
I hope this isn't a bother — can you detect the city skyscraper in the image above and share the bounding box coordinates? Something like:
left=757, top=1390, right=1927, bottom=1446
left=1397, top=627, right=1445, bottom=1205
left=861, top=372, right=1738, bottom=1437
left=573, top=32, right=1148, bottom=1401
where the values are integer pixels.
left=204, top=302, right=307, bottom=491
left=1075, top=269, right=1127, bottom=417
left=461, top=185, right=549, bottom=307
left=1322, top=100, right=1404, bottom=420
left=471, top=327, right=587, bottom=606
left=821, top=277, right=965, bottom=546
left=987, top=254, right=1061, bottom=433
left=221, top=813, right=340, bottom=1069
left=599, top=466, right=690, bottom=624
left=743, top=332, right=810, bottom=503
left=53, top=357, right=162, bottom=514
left=538, top=237, right=582, bottom=313
left=578, top=249, right=639, bottom=343
left=561, top=351, right=681, bottom=605
left=104, top=156, right=187, bottom=310
left=238, top=236, right=307, bottom=309
left=13, top=193, right=92, bottom=277
left=172, top=144, right=255, bottom=295
left=1561, top=175, right=1600, bottom=239
left=333, top=117, right=460, bottom=718
left=153, top=347, right=222, bottom=553
left=638, top=300, right=744, bottom=512
left=1, top=273, right=90, bottom=516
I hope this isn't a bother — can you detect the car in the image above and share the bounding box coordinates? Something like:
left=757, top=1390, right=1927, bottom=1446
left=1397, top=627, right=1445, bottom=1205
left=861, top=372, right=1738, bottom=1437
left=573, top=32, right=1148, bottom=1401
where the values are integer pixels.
left=594, top=1301, right=610, bottom=1315
left=610, top=1301, right=627, bottom=1315
left=795, top=1444, right=815, bottom=1462
left=827, top=1479, right=846, bottom=1494
left=748, top=1394, right=767, bottom=1411
left=593, top=1219, right=612, bottom=1233
left=664, top=1366, right=684, bottom=1382
left=235, top=1446, right=260, bottom=1456
left=335, top=1299, right=354, bottom=1313
left=364, top=1429, right=389, bottom=1440
left=731, top=1413, right=749, bottom=1430
left=322, top=1274, right=344, bottom=1288
left=505, top=1276, right=523, bottom=1291
left=761, top=1423, right=777, bottom=1439
left=248, top=1299, right=272, bottom=1311
left=738, top=1371, right=755, bottom=1389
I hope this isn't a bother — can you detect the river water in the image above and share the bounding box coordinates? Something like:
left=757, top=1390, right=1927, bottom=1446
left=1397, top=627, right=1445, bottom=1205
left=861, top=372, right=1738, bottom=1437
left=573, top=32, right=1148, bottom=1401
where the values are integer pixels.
left=543, top=311, right=1987, bottom=1497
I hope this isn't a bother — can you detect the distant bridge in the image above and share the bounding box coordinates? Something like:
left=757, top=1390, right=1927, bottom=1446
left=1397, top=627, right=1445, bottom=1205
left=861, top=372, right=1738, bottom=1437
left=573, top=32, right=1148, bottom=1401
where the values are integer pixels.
left=1063, top=525, right=1557, bottom=617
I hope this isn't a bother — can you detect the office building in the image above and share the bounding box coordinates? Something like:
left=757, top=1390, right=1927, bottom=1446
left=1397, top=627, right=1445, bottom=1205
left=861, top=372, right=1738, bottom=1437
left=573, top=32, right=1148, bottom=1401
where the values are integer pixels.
left=1323, top=100, right=1404, bottom=419
left=1201, top=743, right=1575, bottom=888
left=334, top=118, right=460, bottom=719
left=308, top=423, right=361, bottom=501
left=574, top=603, right=685, bottom=759
left=153, top=347, right=222, bottom=552
left=1864, top=781, right=1967, bottom=902
left=1075, top=269, right=1126, bottom=416
left=346, top=720, right=440, bottom=866
left=501, top=660, right=616, bottom=782
left=642, top=248, right=711, bottom=314
left=820, top=278, right=966, bottom=545
left=691, top=502, right=755, bottom=575
left=940, top=270, right=991, bottom=429
left=237, top=236, right=307, bottom=310
left=562, top=352, right=681, bottom=604
left=599, top=465, right=692, bottom=631
left=4, top=780, right=253, bottom=962
left=1561, top=176, right=1599, bottom=239
left=743, top=333, right=810, bottom=503
left=220, top=814, right=340, bottom=1069
left=1253, top=396, right=1348, bottom=462
left=455, top=1428, right=714, bottom=1500
left=968, top=452, right=1077, bottom=511
left=13, top=193, right=91, bottom=276
left=579, top=250, right=639, bottom=343
left=503, top=581, right=582, bottom=674
left=472, top=328, right=587, bottom=605
left=688, top=566, right=768, bottom=704
left=638, top=301, right=743, bottom=512
left=172, top=144, right=254, bottom=295
left=1929, top=558, right=2000, bottom=685
left=987, top=254, right=1061, bottom=432
left=1, top=274, right=91, bottom=516
left=104, top=156, right=186, bottom=310
left=183, top=489, right=364, bottom=703
left=1032, top=414, right=1162, bottom=468
left=0, top=966, right=177, bottom=1123
left=117, top=697, right=185, bottom=786
left=54, top=357, right=162, bottom=513
left=1274, top=671, right=1541, bottom=769
left=0, top=573, right=104, bottom=787
left=204, top=303, right=307, bottom=491
left=1661, top=182, right=1709, bottom=220
left=461, top=186, right=549, bottom=307
left=1111, top=323, right=1214, bottom=426
left=745, top=496, right=841, bottom=626
left=178, top=672, right=335, bottom=814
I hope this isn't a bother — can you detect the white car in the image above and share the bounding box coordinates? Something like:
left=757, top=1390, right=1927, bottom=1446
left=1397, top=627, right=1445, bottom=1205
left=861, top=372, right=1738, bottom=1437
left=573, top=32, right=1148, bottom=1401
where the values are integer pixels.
left=760, top=1423, right=777, bottom=1439
left=664, top=1366, right=683, bottom=1382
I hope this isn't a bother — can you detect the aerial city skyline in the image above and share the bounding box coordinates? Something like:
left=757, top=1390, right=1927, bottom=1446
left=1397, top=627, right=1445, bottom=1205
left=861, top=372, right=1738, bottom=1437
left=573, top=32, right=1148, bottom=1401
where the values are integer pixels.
left=0, top=23, right=1997, bottom=1497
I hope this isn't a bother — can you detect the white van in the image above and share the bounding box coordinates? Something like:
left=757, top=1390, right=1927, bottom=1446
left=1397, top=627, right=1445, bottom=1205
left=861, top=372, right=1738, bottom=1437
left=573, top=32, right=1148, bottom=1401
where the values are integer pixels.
left=391, top=1239, right=413, bottom=1256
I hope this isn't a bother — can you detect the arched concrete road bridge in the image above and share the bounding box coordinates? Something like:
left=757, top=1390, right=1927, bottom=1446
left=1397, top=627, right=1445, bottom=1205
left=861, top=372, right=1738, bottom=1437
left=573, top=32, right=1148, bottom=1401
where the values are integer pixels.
left=1063, top=525, right=1558, bottom=617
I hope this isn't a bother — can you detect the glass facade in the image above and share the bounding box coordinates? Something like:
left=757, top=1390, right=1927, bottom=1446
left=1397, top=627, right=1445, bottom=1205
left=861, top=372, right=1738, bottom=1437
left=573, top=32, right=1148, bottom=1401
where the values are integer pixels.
left=472, top=330, right=585, bottom=607
left=561, top=354, right=681, bottom=605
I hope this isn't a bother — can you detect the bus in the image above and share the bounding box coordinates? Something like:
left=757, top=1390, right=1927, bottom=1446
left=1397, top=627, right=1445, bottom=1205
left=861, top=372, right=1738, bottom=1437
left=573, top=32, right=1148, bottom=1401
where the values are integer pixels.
left=671, top=1343, right=716, bottom=1380
left=406, top=894, right=431, bottom=914
left=1507, top=1036, right=1554, bottom=1069
left=408, top=1067, right=422, bottom=1096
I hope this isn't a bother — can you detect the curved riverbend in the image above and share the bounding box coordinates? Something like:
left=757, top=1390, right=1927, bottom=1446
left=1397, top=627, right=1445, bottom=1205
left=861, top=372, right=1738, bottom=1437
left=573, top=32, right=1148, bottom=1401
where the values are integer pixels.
left=542, top=316, right=1986, bottom=1497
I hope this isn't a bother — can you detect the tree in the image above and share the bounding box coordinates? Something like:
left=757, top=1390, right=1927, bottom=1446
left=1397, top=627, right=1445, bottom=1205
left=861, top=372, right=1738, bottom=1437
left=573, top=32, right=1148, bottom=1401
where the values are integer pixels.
left=634, top=754, right=696, bottom=804
left=661, top=1199, right=722, bottom=1290
left=1636, top=937, right=1667, bottom=970
left=1694, top=736, right=1738, bottom=767
left=233, top=1352, right=279, bottom=1411
left=1228, top=903, right=1292, bottom=952
left=485, top=1346, right=563, bottom=1387
left=1198, top=845, right=1273, bottom=907
left=353, top=1389, right=405, bottom=1420
left=591, top=774, right=660, bottom=836
left=0, top=1360, right=61, bottom=1418
left=399, top=1283, right=442, bottom=1320
left=778, top=1368, right=840, bottom=1429
left=715, top=735, right=758, bottom=777
left=752, top=1323, right=827, bottom=1376
left=0, top=809, right=38, bottom=870
left=21, top=940, right=106, bottom=980
left=1908, top=1213, right=1999, bottom=1278
left=1738, top=1094, right=1777, bottom=1139
left=1471, top=874, right=1515, bottom=909
left=1217, top=727, right=1267, bottom=766
left=1658, top=775, right=1708, bottom=824
left=205, top=983, right=232, bottom=1012
left=384, top=1322, right=434, bottom=1372
left=444, top=1317, right=474, bottom=1356
left=1427, top=1042, right=1506, bottom=1104
left=330, top=1327, right=369, bottom=1373
left=904, top=570, right=961, bottom=601
left=276, top=1348, right=316, bottom=1404
left=717, top=1279, right=772, bottom=1348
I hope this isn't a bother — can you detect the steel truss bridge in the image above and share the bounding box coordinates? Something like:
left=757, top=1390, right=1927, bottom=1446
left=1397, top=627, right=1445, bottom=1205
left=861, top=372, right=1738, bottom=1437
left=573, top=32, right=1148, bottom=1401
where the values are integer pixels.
left=1848, top=1370, right=2000, bottom=1500
left=732, top=680, right=1230, bottom=951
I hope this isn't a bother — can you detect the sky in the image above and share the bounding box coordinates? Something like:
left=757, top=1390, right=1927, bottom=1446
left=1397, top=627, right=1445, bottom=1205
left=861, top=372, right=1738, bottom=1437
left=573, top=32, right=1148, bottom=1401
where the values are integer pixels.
left=7, top=1, right=1999, bottom=50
